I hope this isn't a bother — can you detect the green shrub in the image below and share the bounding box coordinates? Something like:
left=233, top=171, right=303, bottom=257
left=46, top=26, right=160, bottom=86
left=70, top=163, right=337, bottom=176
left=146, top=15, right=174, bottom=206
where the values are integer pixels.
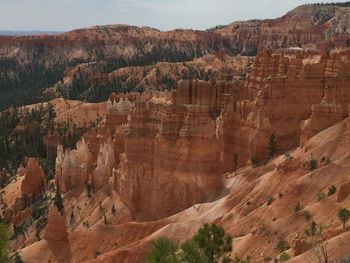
left=268, top=134, right=277, bottom=158
left=145, top=238, right=179, bottom=263
left=316, top=192, right=326, bottom=201
left=295, top=201, right=304, bottom=212
left=145, top=224, right=233, bottom=263
left=267, top=196, right=274, bottom=206
left=310, top=159, right=318, bottom=171
left=276, top=240, right=289, bottom=253
left=310, top=221, right=318, bottom=236
left=0, top=223, right=9, bottom=262
left=328, top=185, right=337, bottom=196
left=338, top=208, right=350, bottom=229
left=280, top=252, right=291, bottom=262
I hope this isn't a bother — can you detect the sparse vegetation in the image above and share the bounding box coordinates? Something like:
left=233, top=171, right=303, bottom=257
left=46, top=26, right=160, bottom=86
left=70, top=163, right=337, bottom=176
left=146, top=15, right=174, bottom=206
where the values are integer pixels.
left=267, top=134, right=277, bottom=158
left=279, top=251, right=290, bottom=262
left=316, top=192, right=326, bottom=201
left=267, top=196, right=274, bottom=206
left=310, top=159, right=318, bottom=171
left=310, top=221, right=318, bottom=236
left=338, top=208, right=350, bottom=229
left=54, top=185, right=64, bottom=212
left=0, top=223, right=9, bottom=262
left=145, top=237, right=179, bottom=263
left=276, top=240, right=289, bottom=253
left=295, top=201, right=304, bottom=212
left=327, top=185, right=336, bottom=196
left=145, top=223, right=233, bottom=263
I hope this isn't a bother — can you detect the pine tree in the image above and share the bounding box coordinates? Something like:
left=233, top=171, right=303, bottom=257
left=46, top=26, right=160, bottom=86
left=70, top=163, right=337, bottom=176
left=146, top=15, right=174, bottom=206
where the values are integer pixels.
left=193, top=224, right=233, bottom=262
left=268, top=134, right=277, bottom=158
left=338, top=208, right=350, bottom=229
left=55, top=185, right=64, bottom=212
left=145, top=238, right=179, bottom=263
left=0, top=223, right=9, bottom=262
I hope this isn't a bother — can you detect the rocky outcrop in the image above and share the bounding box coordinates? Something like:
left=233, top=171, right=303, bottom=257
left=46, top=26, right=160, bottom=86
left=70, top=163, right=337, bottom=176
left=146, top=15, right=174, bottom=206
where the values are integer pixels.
left=337, top=182, right=350, bottom=202
left=92, top=139, right=115, bottom=190
left=105, top=96, right=132, bottom=133
left=21, top=158, right=45, bottom=200
left=218, top=50, right=350, bottom=164
left=55, top=134, right=117, bottom=193
left=300, top=52, right=350, bottom=144
left=291, top=235, right=308, bottom=257
left=56, top=138, right=92, bottom=193
left=44, top=207, right=68, bottom=241
left=300, top=104, right=344, bottom=145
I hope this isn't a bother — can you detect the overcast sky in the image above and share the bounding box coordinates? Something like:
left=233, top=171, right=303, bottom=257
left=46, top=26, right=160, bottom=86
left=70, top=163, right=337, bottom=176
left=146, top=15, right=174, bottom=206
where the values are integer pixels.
left=0, top=0, right=347, bottom=32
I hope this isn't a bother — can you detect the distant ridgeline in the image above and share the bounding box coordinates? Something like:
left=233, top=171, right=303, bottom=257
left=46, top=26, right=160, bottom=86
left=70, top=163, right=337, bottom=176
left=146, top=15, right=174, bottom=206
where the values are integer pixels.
left=0, top=38, right=208, bottom=111
left=0, top=1, right=350, bottom=110
left=312, top=2, right=350, bottom=7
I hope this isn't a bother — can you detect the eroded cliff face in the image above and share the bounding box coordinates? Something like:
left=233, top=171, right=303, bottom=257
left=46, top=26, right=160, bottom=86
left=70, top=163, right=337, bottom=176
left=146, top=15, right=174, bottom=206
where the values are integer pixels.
left=219, top=50, right=350, bottom=165
left=52, top=49, right=350, bottom=217
left=118, top=98, right=222, bottom=215
left=300, top=52, right=350, bottom=144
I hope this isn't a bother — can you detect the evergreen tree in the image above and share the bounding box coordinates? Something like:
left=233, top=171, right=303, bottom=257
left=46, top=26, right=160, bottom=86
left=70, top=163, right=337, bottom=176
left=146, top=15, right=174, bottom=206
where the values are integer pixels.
left=0, top=223, right=9, bottom=262
left=267, top=134, right=276, bottom=158
left=145, top=224, right=233, bottom=263
left=55, top=185, right=64, bottom=212
left=192, top=224, right=233, bottom=263
left=180, top=240, right=207, bottom=263
left=338, top=208, right=350, bottom=229
left=145, top=238, right=179, bottom=263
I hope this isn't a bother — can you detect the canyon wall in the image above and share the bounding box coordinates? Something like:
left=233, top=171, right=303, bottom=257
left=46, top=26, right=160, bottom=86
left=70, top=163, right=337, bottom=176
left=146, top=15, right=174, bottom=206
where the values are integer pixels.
left=220, top=50, right=350, bottom=165
left=53, top=49, right=350, bottom=217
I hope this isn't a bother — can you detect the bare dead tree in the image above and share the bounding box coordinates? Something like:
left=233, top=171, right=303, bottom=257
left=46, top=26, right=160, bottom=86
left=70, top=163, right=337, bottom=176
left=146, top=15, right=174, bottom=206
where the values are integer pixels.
left=306, top=231, right=329, bottom=263
left=311, top=237, right=328, bottom=263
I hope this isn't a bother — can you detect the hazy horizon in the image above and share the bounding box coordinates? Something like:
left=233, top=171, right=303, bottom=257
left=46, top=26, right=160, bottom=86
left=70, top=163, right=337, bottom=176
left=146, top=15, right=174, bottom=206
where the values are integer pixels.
left=0, top=0, right=348, bottom=32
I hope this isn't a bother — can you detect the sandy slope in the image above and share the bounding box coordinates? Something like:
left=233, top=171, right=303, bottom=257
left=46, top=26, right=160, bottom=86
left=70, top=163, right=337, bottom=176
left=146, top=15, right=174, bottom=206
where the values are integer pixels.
left=16, top=117, right=350, bottom=262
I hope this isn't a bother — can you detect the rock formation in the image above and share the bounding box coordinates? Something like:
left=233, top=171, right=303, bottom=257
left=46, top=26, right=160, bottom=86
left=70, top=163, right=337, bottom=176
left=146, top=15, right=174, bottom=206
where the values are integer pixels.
left=55, top=138, right=92, bottom=193
left=21, top=158, right=45, bottom=200
left=291, top=235, right=308, bottom=257
left=215, top=49, right=350, bottom=165
left=92, top=139, right=116, bottom=190
left=105, top=96, right=133, bottom=132
left=337, top=182, right=350, bottom=202
left=43, top=207, right=68, bottom=241
left=51, top=48, right=350, bottom=218
left=116, top=82, right=226, bottom=215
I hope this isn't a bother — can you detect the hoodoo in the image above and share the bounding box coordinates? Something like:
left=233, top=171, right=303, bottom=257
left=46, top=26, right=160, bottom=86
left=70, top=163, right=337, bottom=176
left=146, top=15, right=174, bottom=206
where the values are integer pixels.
left=1, top=2, right=350, bottom=263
